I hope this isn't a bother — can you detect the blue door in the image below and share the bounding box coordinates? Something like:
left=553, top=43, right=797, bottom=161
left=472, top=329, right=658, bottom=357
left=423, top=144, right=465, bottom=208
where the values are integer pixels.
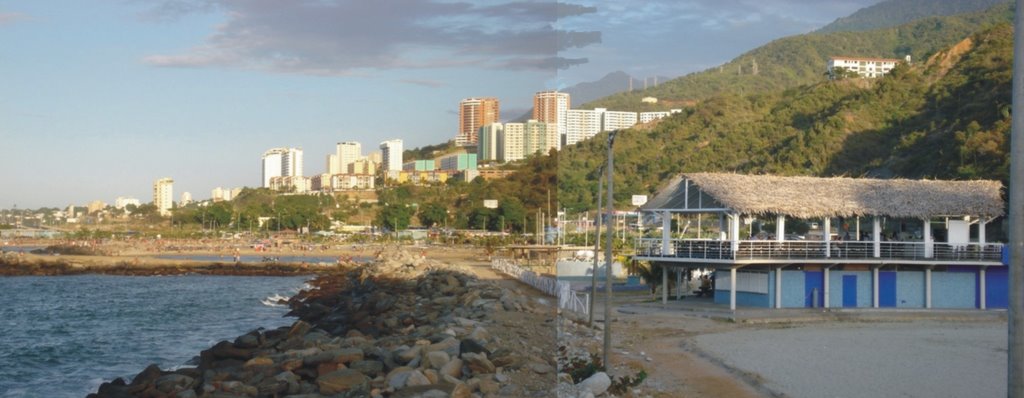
left=879, top=271, right=897, bottom=307
left=842, top=275, right=857, bottom=307
left=804, top=271, right=823, bottom=308
left=986, top=267, right=1008, bottom=309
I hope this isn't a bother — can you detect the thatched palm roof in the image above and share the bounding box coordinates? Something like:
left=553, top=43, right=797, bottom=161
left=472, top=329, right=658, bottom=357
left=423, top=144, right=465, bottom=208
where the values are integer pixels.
left=645, top=173, right=1004, bottom=219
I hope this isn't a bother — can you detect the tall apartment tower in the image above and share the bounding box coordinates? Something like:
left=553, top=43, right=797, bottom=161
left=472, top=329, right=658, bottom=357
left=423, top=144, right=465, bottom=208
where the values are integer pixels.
left=336, top=141, right=362, bottom=173
left=533, top=91, right=569, bottom=149
left=261, top=147, right=303, bottom=188
left=478, top=123, right=503, bottom=161
left=153, top=177, right=174, bottom=217
left=456, top=97, right=500, bottom=146
left=380, top=139, right=404, bottom=172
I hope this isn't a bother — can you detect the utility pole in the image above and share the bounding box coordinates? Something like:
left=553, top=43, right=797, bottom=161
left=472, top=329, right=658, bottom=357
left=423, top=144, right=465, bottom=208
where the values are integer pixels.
left=603, top=130, right=617, bottom=368
left=1008, top=0, right=1024, bottom=395
left=590, top=165, right=604, bottom=327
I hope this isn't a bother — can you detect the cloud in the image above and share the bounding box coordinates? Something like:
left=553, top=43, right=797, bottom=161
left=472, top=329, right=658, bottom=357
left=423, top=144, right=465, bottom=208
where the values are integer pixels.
left=0, top=12, right=27, bottom=26
left=142, top=0, right=600, bottom=75
left=399, top=78, right=446, bottom=88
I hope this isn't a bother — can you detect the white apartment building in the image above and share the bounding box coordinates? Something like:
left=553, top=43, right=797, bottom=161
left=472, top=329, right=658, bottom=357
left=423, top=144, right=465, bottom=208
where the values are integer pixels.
left=153, top=177, right=174, bottom=217
left=180, top=192, right=193, bottom=205
left=115, top=197, right=140, bottom=210
left=827, top=56, right=902, bottom=79
left=380, top=139, right=404, bottom=172
left=499, top=123, right=525, bottom=163
left=601, top=109, right=638, bottom=132
left=261, top=147, right=303, bottom=188
left=211, top=187, right=231, bottom=202
left=524, top=120, right=558, bottom=156
left=331, top=174, right=375, bottom=190
left=336, top=142, right=362, bottom=173
left=565, top=109, right=602, bottom=146
left=478, top=123, right=502, bottom=161
left=326, top=155, right=340, bottom=176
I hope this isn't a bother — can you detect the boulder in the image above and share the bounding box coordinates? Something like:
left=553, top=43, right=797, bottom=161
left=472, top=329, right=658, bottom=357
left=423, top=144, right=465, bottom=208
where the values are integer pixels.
left=426, top=351, right=450, bottom=370
left=317, top=369, right=369, bottom=395
left=405, top=370, right=431, bottom=387
left=577, top=372, right=611, bottom=396
left=439, top=358, right=463, bottom=378
left=461, top=353, right=495, bottom=374
left=459, top=339, right=489, bottom=357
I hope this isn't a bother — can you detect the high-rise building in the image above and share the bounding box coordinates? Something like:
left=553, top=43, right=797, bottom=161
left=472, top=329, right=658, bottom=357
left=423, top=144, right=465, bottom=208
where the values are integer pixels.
left=456, top=97, right=500, bottom=146
left=336, top=142, right=362, bottom=173
left=478, top=123, right=502, bottom=161
left=326, top=154, right=340, bottom=175
left=499, top=123, right=525, bottom=163
left=115, top=196, right=141, bottom=210
left=565, top=109, right=603, bottom=146
left=380, top=139, right=404, bottom=172
left=153, top=177, right=174, bottom=217
left=533, top=91, right=569, bottom=148
left=180, top=192, right=193, bottom=205
left=261, top=147, right=303, bottom=188
left=524, top=120, right=558, bottom=156
left=601, top=109, right=638, bottom=132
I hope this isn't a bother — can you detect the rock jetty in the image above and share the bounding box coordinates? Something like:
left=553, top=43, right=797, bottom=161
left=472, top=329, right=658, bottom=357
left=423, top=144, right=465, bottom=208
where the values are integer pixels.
left=88, top=247, right=558, bottom=397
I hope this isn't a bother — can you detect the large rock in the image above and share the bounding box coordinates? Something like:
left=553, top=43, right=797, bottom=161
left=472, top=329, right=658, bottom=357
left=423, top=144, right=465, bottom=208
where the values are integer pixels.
left=335, top=347, right=365, bottom=364
left=439, top=358, right=463, bottom=378
left=461, top=353, right=495, bottom=374
left=154, top=374, right=194, bottom=394
left=425, top=350, right=450, bottom=370
left=577, top=372, right=611, bottom=396
left=317, top=369, right=369, bottom=395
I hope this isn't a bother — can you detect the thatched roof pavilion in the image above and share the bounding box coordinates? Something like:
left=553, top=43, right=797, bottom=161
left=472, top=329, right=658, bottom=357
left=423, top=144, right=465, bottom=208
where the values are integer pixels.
left=644, top=173, right=1004, bottom=219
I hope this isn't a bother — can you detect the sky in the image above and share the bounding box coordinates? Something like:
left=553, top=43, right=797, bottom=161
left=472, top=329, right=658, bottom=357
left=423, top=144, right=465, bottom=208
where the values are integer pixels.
left=0, top=0, right=879, bottom=209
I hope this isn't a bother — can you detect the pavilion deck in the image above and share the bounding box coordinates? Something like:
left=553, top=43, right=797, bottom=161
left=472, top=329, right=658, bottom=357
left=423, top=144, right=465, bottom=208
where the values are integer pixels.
left=635, top=238, right=1005, bottom=264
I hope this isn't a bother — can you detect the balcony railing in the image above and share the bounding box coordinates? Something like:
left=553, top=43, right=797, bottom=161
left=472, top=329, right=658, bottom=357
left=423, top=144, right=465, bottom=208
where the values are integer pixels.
left=635, top=238, right=1004, bottom=263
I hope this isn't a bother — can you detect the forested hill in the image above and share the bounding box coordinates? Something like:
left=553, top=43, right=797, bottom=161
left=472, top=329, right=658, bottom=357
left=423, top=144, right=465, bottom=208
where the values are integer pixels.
left=558, top=23, right=1012, bottom=213
left=581, top=2, right=1012, bottom=112
left=817, top=0, right=1009, bottom=33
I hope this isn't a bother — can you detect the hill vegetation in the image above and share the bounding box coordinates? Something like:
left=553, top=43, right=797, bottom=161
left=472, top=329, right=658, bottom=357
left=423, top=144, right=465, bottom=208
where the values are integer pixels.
left=817, top=0, right=1009, bottom=33
left=582, top=2, right=1012, bottom=112
left=558, top=23, right=1012, bottom=213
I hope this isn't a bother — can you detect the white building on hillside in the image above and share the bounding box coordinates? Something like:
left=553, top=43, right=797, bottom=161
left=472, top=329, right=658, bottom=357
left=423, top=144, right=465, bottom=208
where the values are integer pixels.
left=499, top=123, right=525, bottom=162
left=153, top=177, right=174, bottom=217
left=827, top=56, right=903, bottom=79
left=380, top=139, right=404, bottom=172
left=261, top=147, right=303, bottom=188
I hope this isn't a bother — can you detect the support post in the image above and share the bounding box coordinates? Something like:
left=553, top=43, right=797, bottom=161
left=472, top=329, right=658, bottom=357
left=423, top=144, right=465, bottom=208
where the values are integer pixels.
left=824, top=217, right=832, bottom=258
left=923, top=218, right=933, bottom=258
left=981, top=267, right=988, bottom=310
left=823, top=266, right=831, bottom=308
left=925, top=266, right=933, bottom=309
left=980, top=219, right=987, bottom=245
left=730, top=267, right=737, bottom=311
left=775, top=266, right=783, bottom=309
left=873, top=217, right=882, bottom=258
left=662, top=265, right=668, bottom=305
left=676, top=268, right=682, bottom=301
left=776, top=215, right=785, bottom=241
left=872, top=266, right=880, bottom=308
left=729, top=214, right=741, bottom=254
left=603, top=131, right=615, bottom=369
left=661, top=211, right=671, bottom=256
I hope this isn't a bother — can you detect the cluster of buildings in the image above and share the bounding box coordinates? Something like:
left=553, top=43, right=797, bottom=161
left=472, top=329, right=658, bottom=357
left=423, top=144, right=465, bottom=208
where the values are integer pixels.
left=257, top=139, right=405, bottom=194
left=456, top=91, right=682, bottom=163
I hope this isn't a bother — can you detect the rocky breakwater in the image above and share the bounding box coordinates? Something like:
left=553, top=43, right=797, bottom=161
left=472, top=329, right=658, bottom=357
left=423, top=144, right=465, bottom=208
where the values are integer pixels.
left=89, top=247, right=558, bottom=397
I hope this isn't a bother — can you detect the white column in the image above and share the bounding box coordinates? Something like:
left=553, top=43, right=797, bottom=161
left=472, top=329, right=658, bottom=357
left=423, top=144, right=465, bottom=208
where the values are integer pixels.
left=923, top=218, right=933, bottom=258
left=676, top=269, right=682, bottom=301
left=661, top=211, right=671, bottom=256
left=980, top=267, right=988, bottom=310
left=824, top=217, right=832, bottom=258
left=873, top=217, right=881, bottom=258
left=662, top=265, right=668, bottom=305
left=719, top=214, right=726, bottom=240
left=979, top=219, right=987, bottom=244
left=729, top=214, right=741, bottom=253
left=730, top=267, right=737, bottom=311
left=776, top=215, right=786, bottom=241
left=856, top=217, right=861, bottom=241
left=775, top=266, right=783, bottom=309
left=925, top=267, right=932, bottom=309
left=823, top=266, right=831, bottom=308
left=872, top=266, right=880, bottom=308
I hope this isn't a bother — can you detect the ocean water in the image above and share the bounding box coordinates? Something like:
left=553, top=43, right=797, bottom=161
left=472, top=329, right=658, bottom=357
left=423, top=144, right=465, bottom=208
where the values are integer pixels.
left=0, top=274, right=311, bottom=397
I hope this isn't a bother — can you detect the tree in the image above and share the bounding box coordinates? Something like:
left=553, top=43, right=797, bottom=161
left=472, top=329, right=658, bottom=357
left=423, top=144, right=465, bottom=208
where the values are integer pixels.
left=377, top=203, right=414, bottom=231
left=418, top=202, right=448, bottom=228
left=499, top=198, right=526, bottom=232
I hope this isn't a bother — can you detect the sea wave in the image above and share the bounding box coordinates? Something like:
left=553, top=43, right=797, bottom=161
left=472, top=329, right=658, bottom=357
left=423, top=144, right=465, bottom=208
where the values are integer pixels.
left=260, top=293, right=290, bottom=308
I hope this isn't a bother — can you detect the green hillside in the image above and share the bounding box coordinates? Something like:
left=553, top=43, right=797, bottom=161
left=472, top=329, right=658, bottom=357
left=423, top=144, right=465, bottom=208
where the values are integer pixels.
left=582, top=2, right=1012, bottom=112
left=818, top=0, right=1009, bottom=33
left=559, top=23, right=1012, bottom=212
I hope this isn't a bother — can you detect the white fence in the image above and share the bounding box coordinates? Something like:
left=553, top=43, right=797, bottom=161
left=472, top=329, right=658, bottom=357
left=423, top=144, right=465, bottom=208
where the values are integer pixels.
left=491, top=258, right=589, bottom=315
